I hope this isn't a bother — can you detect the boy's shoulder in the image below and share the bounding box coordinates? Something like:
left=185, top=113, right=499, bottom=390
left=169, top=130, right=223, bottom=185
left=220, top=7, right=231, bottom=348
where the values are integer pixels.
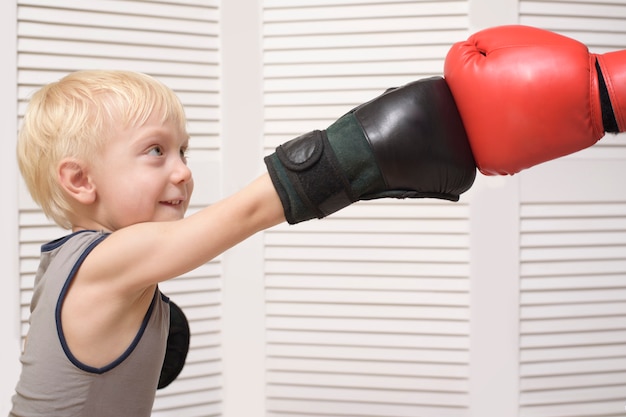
left=42, top=230, right=109, bottom=253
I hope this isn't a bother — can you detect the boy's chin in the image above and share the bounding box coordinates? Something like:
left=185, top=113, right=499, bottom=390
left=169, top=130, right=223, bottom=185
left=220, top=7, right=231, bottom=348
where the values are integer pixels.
left=155, top=203, right=188, bottom=221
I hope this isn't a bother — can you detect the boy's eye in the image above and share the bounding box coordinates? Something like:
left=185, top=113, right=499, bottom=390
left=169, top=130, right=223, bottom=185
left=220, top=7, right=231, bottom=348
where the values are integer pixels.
left=148, top=146, right=164, bottom=156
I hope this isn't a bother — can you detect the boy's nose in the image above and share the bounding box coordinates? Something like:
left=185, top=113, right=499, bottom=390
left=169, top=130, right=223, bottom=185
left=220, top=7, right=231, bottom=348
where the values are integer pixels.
left=172, top=160, right=193, bottom=184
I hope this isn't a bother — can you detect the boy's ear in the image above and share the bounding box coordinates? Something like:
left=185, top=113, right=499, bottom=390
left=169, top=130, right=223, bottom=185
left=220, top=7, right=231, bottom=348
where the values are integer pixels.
left=58, top=158, right=96, bottom=205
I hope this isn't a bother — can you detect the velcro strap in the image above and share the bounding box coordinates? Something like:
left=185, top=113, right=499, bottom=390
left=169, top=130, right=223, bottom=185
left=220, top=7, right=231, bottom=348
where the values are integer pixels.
left=276, top=130, right=355, bottom=218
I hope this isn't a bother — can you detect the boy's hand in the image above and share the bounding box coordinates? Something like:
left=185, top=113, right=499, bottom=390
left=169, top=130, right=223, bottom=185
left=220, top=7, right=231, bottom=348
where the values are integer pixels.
left=264, top=76, right=476, bottom=224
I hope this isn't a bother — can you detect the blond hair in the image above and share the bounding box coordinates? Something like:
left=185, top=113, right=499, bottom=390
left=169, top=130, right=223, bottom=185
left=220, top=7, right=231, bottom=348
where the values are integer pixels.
left=17, top=70, right=188, bottom=229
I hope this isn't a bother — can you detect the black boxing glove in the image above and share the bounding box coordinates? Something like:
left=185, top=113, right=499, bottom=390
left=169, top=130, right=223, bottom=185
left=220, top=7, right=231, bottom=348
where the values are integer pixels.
left=264, top=76, right=476, bottom=224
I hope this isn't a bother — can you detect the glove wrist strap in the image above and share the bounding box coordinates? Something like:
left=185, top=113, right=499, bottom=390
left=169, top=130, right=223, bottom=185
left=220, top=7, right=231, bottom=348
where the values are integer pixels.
left=265, top=129, right=355, bottom=224
left=264, top=113, right=386, bottom=224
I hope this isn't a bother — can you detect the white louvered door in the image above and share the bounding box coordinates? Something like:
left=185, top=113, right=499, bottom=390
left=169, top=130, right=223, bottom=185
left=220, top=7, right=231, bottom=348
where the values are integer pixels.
left=520, top=160, right=626, bottom=417
left=261, top=2, right=473, bottom=416
left=16, top=1, right=223, bottom=415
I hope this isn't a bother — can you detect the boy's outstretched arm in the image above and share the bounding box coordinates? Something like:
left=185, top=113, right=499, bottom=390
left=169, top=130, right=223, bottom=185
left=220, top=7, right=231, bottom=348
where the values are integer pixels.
left=88, top=76, right=476, bottom=293
left=87, top=172, right=285, bottom=292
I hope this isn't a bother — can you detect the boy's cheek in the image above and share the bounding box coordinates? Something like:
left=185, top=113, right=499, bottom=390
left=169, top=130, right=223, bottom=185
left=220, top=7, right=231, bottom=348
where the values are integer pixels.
left=187, top=177, right=195, bottom=199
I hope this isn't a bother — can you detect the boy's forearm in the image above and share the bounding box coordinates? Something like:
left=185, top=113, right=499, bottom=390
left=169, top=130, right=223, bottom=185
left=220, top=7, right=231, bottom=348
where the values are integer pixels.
left=236, top=172, right=286, bottom=232
left=193, top=172, right=285, bottom=251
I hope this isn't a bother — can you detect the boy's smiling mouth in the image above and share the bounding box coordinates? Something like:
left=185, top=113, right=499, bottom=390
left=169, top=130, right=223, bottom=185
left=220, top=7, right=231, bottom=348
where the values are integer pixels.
left=162, top=199, right=183, bottom=205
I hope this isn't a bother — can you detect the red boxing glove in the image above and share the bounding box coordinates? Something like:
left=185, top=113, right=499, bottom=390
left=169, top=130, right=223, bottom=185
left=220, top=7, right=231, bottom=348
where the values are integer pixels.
left=444, top=25, right=626, bottom=175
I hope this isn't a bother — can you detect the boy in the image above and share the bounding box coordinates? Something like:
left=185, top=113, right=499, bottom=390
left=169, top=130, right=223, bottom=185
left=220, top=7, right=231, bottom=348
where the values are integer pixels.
left=11, top=70, right=475, bottom=416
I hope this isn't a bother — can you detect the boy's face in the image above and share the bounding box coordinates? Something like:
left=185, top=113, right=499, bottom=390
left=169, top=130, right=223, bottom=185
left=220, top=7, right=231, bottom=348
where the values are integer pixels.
left=89, top=112, right=194, bottom=231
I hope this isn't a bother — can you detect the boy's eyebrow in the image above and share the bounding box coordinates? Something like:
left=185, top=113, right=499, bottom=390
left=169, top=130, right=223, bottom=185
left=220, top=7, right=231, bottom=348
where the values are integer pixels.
left=133, top=126, right=187, bottom=142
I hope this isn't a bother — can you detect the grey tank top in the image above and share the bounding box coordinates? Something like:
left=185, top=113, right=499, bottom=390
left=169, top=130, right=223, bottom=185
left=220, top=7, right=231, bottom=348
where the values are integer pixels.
left=10, top=230, right=170, bottom=417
